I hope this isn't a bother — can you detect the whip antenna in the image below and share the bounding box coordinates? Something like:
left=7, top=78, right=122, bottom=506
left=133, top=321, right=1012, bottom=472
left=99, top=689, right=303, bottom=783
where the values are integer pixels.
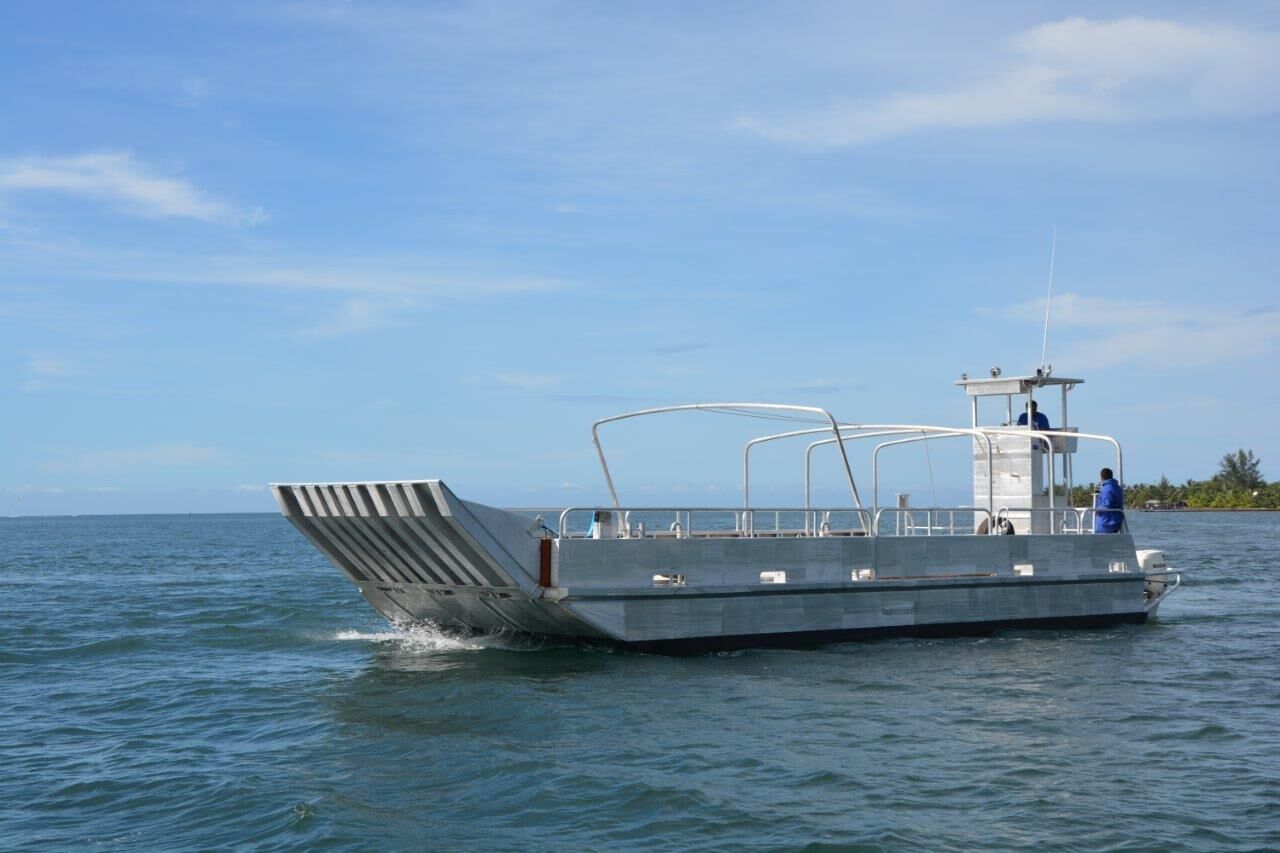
left=1039, top=226, right=1057, bottom=372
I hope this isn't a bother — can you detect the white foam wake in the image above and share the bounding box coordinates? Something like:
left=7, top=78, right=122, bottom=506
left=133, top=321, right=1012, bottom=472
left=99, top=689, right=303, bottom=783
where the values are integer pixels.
left=333, top=630, right=403, bottom=642
left=332, top=623, right=488, bottom=651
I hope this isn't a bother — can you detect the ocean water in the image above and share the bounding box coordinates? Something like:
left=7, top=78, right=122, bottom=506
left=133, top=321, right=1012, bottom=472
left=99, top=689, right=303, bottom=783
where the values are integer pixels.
left=1, top=511, right=1277, bottom=851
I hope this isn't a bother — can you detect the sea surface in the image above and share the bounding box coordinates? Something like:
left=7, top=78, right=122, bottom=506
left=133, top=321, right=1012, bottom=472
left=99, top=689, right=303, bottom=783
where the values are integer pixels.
left=1, top=511, right=1277, bottom=850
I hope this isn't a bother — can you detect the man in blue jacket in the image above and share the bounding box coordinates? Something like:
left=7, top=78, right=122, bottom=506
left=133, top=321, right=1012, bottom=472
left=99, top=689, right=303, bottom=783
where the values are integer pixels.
left=1017, top=401, right=1050, bottom=430
left=1095, top=467, right=1124, bottom=533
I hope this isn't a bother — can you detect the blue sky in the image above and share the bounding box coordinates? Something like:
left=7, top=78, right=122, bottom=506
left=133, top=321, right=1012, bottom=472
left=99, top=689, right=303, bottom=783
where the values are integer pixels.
left=3, top=1, right=1278, bottom=515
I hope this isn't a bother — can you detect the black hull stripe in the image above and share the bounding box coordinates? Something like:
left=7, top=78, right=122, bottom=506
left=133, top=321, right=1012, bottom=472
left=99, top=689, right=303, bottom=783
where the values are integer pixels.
left=625, top=612, right=1149, bottom=655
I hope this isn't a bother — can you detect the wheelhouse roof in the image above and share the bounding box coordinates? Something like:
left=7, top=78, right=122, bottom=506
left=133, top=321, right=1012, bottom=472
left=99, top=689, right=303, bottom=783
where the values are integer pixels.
left=955, top=374, right=1084, bottom=397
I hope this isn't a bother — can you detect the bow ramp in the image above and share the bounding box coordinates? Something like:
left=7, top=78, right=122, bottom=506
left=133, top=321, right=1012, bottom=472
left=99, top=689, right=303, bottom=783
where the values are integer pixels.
left=271, top=480, right=593, bottom=636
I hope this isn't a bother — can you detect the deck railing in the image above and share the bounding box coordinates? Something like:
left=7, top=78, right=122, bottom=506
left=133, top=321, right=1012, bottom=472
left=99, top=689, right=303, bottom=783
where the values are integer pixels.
left=557, top=506, right=872, bottom=539
left=556, top=505, right=1128, bottom=538
left=872, top=507, right=994, bottom=536
left=994, top=506, right=1129, bottom=535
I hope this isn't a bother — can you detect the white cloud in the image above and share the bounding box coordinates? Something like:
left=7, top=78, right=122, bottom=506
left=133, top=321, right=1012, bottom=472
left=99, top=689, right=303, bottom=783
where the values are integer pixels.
left=997, top=293, right=1280, bottom=369
left=0, top=152, right=265, bottom=225
left=738, top=17, right=1280, bottom=146
left=4, top=484, right=118, bottom=494
left=43, top=443, right=222, bottom=473
left=0, top=236, right=569, bottom=297
left=6, top=484, right=64, bottom=495
left=296, top=296, right=417, bottom=338
left=176, top=76, right=211, bottom=109
left=27, top=356, right=69, bottom=376
left=115, top=258, right=565, bottom=296
left=20, top=354, right=75, bottom=392
left=493, top=372, right=561, bottom=391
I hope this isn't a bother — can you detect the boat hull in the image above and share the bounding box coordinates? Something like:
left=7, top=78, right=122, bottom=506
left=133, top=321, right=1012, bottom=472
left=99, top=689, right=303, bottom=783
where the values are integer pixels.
left=273, top=480, right=1168, bottom=653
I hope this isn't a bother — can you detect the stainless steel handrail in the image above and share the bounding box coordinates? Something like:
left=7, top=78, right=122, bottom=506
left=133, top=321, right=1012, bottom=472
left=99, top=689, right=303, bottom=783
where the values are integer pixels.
left=560, top=504, right=1129, bottom=538
left=1144, top=571, right=1181, bottom=610
left=592, top=404, right=862, bottom=509
left=985, top=430, right=1058, bottom=511
left=982, top=428, right=1124, bottom=485
left=559, top=506, right=873, bottom=539
left=873, top=506, right=995, bottom=536
left=1077, top=506, right=1129, bottom=533
left=741, top=423, right=987, bottom=516
left=801, top=426, right=995, bottom=517
left=993, top=506, right=1128, bottom=534
left=588, top=408, right=1125, bottom=533
left=868, top=431, right=972, bottom=510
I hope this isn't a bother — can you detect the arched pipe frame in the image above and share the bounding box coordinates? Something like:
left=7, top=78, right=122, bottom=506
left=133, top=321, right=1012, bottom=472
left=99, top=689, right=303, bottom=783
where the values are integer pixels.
left=824, top=428, right=993, bottom=534
left=743, top=424, right=994, bottom=510
left=589, top=402, right=1125, bottom=539
left=748, top=425, right=1121, bottom=532
left=593, top=403, right=862, bottom=509
left=980, top=428, right=1123, bottom=487
left=868, top=431, right=971, bottom=510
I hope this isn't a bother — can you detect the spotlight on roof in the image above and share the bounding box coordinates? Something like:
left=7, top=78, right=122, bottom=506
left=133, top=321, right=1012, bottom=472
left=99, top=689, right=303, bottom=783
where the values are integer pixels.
left=990, top=366, right=1001, bottom=378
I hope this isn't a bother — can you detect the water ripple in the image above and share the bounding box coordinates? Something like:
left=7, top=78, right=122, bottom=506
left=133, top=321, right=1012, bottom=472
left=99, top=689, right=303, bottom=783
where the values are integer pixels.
left=1, top=512, right=1278, bottom=849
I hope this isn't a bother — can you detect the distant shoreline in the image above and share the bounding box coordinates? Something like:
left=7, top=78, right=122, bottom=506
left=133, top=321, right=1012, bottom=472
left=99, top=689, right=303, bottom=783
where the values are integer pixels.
left=1136, top=507, right=1280, bottom=513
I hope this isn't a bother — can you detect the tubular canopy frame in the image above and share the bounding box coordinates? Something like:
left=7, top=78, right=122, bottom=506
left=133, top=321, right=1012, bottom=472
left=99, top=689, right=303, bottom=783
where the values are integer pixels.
left=592, top=403, right=862, bottom=509
left=981, top=428, right=1124, bottom=486
left=739, top=424, right=992, bottom=512
left=592, top=404, right=1124, bottom=520
left=868, top=431, right=972, bottom=510
left=796, top=426, right=995, bottom=514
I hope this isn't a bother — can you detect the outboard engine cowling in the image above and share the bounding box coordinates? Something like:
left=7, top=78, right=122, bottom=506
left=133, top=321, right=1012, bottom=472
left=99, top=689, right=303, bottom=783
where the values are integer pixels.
left=1137, top=549, right=1167, bottom=571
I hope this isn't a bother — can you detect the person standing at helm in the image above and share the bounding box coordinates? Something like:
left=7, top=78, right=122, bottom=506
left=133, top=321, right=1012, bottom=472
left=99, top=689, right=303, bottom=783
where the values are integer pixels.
left=1017, top=401, right=1050, bottom=430
left=1094, top=467, right=1124, bottom=533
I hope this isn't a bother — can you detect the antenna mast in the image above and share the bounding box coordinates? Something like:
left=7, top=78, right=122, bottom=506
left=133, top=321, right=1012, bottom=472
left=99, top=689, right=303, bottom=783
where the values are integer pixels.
left=1039, top=226, right=1057, bottom=372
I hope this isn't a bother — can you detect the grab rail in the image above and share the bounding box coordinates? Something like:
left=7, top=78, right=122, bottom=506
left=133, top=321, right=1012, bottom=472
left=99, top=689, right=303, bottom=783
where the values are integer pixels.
left=800, top=426, right=995, bottom=516
left=1077, top=506, right=1129, bottom=533
left=994, top=506, right=1128, bottom=534
left=873, top=506, right=995, bottom=536
left=983, top=428, right=1124, bottom=485
left=593, top=404, right=862, bottom=509
left=558, top=505, right=1128, bottom=538
left=559, top=506, right=873, bottom=539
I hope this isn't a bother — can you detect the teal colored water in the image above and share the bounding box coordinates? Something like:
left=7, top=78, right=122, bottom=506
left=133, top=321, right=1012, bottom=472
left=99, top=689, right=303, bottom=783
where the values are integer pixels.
left=1, top=512, right=1277, bottom=850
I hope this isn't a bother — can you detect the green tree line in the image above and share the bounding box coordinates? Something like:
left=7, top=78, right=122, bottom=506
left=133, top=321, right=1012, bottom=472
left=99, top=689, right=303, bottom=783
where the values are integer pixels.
left=1067, top=449, right=1278, bottom=509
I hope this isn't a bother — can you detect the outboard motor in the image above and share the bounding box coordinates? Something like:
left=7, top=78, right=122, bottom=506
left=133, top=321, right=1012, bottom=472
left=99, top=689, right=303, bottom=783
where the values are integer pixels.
left=1137, top=549, right=1171, bottom=602
left=1137, top=549, right=1168, bottom=572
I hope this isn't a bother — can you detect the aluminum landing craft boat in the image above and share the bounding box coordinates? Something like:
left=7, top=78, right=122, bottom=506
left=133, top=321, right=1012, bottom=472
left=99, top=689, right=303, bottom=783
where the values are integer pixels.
left=273, top=370, right=1181, bottom=653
